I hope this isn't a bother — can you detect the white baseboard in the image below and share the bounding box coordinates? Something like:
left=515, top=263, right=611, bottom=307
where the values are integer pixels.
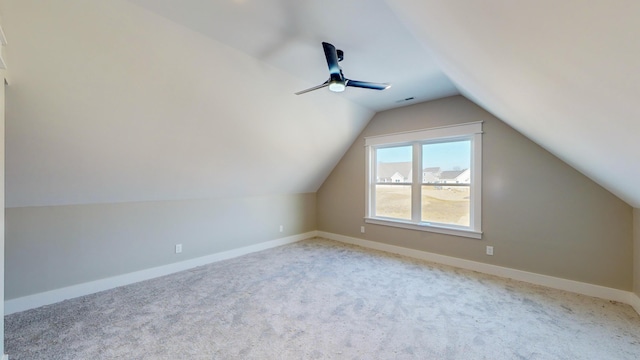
left=5, top=231, right=318, bottom=315
left=319, top=231, right=638, bottom=313
left=630, top=292, right=640, bottom=316
left=2, top=354, right=8, bottom=360
left=6, top=231, right=638, bottom=317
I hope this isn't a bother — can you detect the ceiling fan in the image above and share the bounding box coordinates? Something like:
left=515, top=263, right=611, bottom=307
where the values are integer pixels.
left=295, top=42, right=391, bottom=95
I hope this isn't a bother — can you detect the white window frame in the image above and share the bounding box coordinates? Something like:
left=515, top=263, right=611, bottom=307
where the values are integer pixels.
left=365, top=121, right=483, bottom=239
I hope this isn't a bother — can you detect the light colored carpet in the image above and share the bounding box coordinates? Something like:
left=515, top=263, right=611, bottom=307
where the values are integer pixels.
left=5, top=238, right=640, bottom=359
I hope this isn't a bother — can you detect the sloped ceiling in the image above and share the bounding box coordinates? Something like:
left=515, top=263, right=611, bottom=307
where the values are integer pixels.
left=126, top=0, right=459, bottom=112
left=386, top=0, right=640, bottom=208
left=0, top=0, right=375, bottom=207
left=2, top=0, right=640, bottom=209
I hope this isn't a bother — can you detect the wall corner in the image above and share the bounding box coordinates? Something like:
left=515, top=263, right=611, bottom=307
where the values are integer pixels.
left=633, top=208, right=640, bottom=298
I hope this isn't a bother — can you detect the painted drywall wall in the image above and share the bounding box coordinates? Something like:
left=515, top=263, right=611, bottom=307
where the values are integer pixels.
left=317, top=96, right=633, bottom=290
left=634, top=208, right=640, bottom=297
left=1, top=69, right=7, bottom=357
left=5, top=193, right=316, bottom=299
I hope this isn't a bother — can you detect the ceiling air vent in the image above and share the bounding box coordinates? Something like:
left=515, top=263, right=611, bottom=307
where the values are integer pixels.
left=395, top=97, right=415, bottom=103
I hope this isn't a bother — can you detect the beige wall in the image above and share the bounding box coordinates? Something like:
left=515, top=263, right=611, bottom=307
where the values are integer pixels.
left=317, top=96, right=633, bottom=290
left=634, top=208, right=640, bottom=296
left=1, top=72, right=7, bottom=356
left=5, top=193, right=316, bottom=299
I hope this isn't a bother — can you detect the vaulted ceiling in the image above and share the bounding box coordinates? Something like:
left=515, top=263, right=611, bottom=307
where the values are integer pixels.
left=2, top=0, right=639, bottom=208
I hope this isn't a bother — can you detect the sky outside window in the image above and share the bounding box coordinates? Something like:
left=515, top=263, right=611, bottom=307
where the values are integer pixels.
left=376, top=146, right=412, bottom=163
left=376, top=140, right=470, bottom=171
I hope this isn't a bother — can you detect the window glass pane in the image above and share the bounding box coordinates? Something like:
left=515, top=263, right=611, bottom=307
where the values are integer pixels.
left=376, top=146, right=412, bottom=183
left=422, top=140, right=471, bottom=184
left=375, top=184, right=412, bottom=220
left=365, top=122, right=481, bottom=237
left=421, top=140, right=471, bottom=226
left=422, top=185, right=470, bottom=226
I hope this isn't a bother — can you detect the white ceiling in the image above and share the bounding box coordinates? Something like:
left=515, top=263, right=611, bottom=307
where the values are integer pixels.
left=127, top=0, right=460, bottom=112
left=386, top=0, right=640, bottom=208
left=2, top=0, right=640, bottom=208
left=2, top=0, right=377, bottom=207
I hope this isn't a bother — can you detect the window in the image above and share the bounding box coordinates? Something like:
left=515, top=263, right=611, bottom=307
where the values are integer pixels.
left=365, top=122, right=482, bottom=239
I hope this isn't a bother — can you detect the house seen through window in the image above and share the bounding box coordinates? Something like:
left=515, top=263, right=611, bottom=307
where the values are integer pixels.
left=365, top=122, right=482, bottom=239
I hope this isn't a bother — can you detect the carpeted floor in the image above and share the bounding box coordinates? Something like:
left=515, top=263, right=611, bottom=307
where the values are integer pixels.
left=5, top=238, right=640, bottom=359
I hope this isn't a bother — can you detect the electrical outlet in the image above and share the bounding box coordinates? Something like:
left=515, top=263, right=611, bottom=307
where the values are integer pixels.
left=360, top=226, right=365, bottom=233
left=486, top=246, right=493, bottom=256
left=279, top=225, right=284, bottom=232
left=175, top=244, right=182, bottom=254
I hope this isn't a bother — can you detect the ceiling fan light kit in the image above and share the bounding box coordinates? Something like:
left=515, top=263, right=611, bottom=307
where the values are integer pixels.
left=328, top=80, right=346, bottom=92
left=295, top=42, right=390, bottom=95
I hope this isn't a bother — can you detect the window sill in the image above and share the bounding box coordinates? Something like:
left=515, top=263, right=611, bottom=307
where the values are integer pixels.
left=364, top=217, right=482, bottom=239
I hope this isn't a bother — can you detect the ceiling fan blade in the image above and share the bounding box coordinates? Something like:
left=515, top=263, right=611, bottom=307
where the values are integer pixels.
left=345, top=79, right=391, bottom=91
left=295, top=81, right=329, bottom=95
left=322, top=42, right=342, bottom=80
